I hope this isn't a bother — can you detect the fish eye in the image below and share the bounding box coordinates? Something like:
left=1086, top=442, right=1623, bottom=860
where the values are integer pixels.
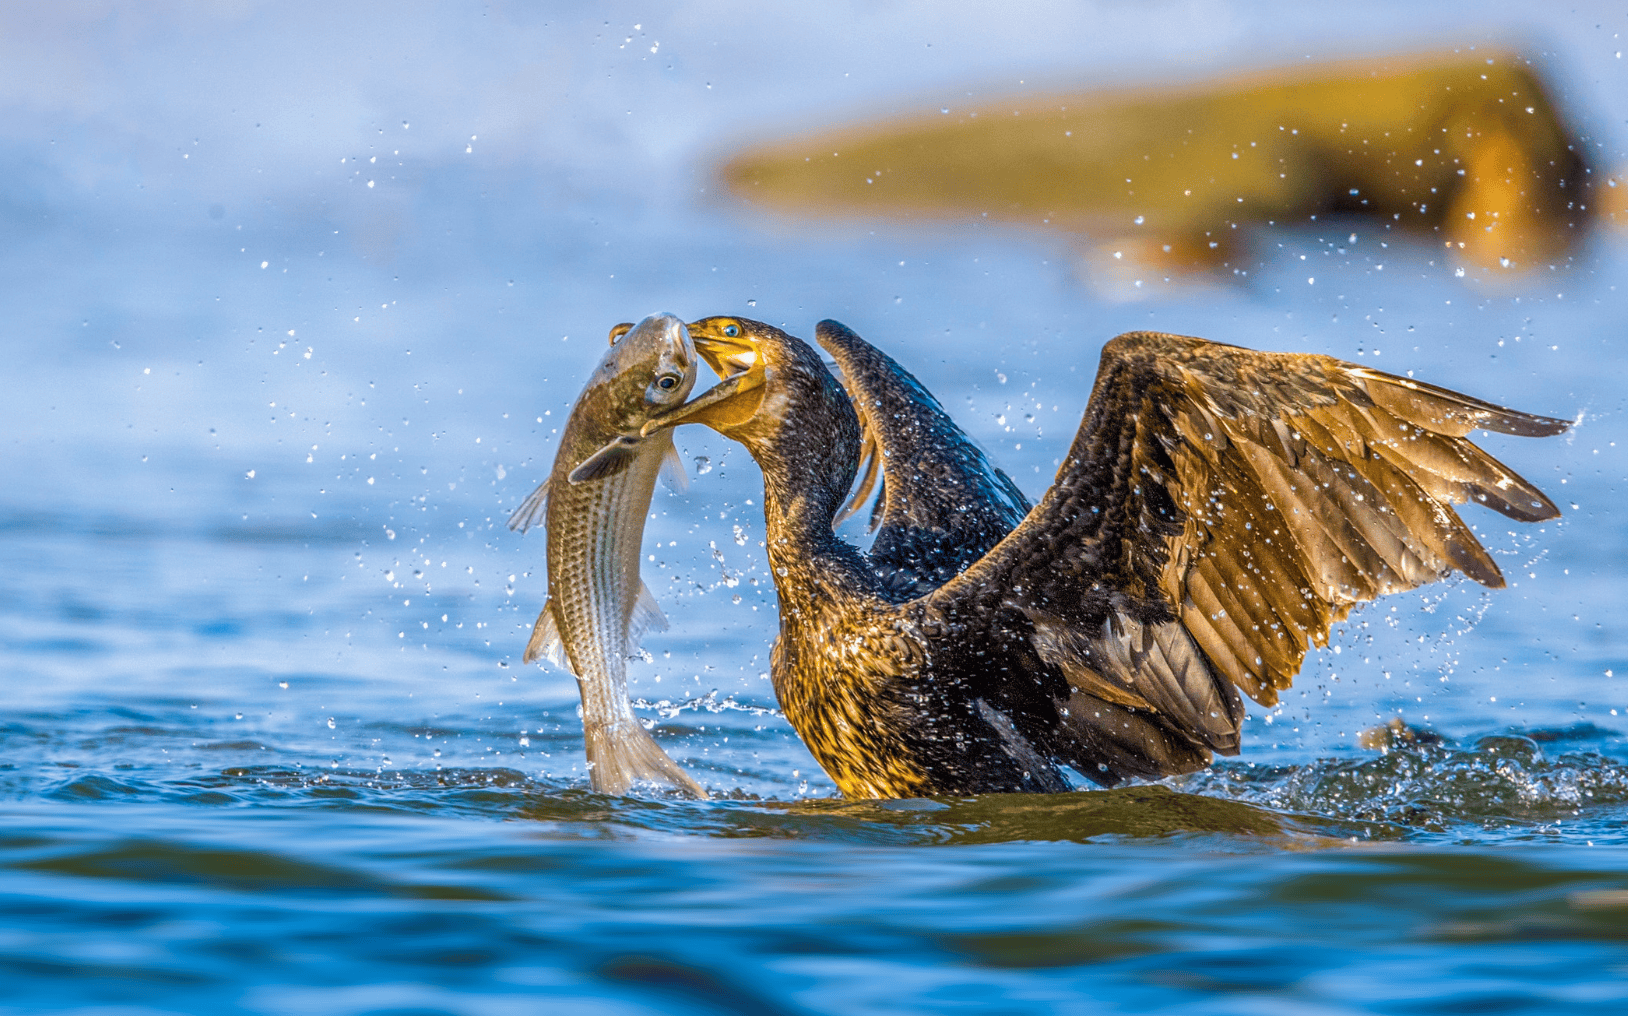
left=722, top=323, right=740, bottom=338
left=656, top=374, right=679, bottom=390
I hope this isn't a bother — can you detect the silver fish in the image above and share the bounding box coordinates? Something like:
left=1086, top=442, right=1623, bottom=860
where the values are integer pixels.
left=507, top=312, right=706, bottom=798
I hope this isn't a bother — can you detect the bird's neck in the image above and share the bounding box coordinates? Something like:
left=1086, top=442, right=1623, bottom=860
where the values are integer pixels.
left=754, top=452, right=883, bottom=642
left=740, top=393, right=874, bottom=592
left=756, top=445, right=857, bottom=567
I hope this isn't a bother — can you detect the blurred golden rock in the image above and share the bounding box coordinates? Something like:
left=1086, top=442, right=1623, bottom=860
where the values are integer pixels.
left=722, top=51, right=1621, bottom=285
left=1357, top=717, right=1443, bottom=751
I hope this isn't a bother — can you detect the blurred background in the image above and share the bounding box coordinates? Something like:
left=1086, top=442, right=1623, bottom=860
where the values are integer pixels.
left=4, top=3, right=1628, bottom=1013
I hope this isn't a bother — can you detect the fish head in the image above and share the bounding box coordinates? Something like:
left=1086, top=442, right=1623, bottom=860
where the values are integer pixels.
left=582, top=312, right=699, bottom=431
left=641, top=315, right=835, bottom=448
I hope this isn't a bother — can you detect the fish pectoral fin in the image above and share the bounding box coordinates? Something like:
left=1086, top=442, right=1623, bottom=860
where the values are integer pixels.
left=506, top=478, right=550, bottom=533
left=524, top=598, right=570, bottom=671
left=567, top=436, right=643, bottom=484
left=657, top=435, right=688, bottom=494
left=626, top=582, right=669, bottom=656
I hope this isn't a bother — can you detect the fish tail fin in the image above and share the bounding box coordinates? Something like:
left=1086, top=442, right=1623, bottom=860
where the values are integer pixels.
left=524, top=599, right=569, bottom=669
left=584, top=720, right=708, bottom=799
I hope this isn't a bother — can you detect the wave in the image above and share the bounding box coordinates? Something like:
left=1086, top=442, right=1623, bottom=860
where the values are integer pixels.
left=1172, top=722, right=1628, bottom=842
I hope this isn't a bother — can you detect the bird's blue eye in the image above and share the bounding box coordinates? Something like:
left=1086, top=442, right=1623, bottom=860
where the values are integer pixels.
left=723, top=323, right=740, bottom=338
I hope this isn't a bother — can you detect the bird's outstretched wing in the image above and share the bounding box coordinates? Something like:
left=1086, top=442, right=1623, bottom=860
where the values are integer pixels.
left=815, top=319, right=1032, bottom=596
left=929, top=331, right=1566, bottom=768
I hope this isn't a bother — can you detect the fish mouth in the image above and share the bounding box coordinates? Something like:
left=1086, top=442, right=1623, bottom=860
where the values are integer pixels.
left=631, top=312, right=696, bottom=370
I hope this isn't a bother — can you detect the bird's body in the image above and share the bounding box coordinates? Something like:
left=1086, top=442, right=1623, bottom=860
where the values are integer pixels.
left=749, top=450, right=1067, bottom=798
left=648, top=317, right=1567, bottom=799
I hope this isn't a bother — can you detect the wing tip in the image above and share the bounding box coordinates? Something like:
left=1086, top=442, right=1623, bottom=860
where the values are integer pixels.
left=1357, top=365, right=1573, bottom=439
left=814, top=318, right=860, bottom=348
left=1503, top=415, right=1572, bottom=439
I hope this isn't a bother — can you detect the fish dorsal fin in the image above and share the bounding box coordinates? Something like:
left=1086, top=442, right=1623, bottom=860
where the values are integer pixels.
left=523, top=598, right=570, bottom=671
left=657, top=434, right=688, bottom=494
left=506, top=478, right=550, bottom=533
left=625, top=581, right=669, bottom=657
left=568, top=435, right=642, bottom=484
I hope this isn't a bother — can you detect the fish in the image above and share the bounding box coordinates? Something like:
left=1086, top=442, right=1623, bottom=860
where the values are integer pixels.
left=507, top=312, right=707, bottom=799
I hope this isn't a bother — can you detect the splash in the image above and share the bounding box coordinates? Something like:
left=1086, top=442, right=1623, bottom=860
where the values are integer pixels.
left=1173, top=723, right=1628, bottom=842
left=631, top=690, right=783, bottom=720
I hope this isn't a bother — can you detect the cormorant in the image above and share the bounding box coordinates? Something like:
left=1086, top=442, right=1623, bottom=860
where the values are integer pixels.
left=643, top=317, right=1567, bottom=799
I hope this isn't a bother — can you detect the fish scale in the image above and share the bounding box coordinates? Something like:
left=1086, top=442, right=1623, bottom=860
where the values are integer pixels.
left=552, top=451, right=657, bottom=724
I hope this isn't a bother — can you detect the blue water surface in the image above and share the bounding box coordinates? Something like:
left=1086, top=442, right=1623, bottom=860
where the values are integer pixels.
left=4, top=3, right=1628, bottom=1013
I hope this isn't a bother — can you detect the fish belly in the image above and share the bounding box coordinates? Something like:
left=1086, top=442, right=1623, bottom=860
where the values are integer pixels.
left=545, top=440, right=705, bottom=798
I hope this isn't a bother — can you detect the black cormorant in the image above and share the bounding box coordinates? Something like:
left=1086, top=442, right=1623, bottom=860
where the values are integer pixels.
left=644, top=317, right=1567, bottom=799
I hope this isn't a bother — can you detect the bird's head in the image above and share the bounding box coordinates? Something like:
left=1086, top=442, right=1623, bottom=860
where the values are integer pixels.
left=641, top=316, right=836, bottom=447
left=642, top=316, right=862, bottom=520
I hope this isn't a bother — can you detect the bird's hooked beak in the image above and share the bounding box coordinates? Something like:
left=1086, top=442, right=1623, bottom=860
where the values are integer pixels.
left=641, top=329, right=769, bottom=436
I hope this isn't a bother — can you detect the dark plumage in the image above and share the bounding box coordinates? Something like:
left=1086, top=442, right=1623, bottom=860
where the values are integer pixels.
left=823, top=319, right=1032, bottom=599
left=646, top=317, right=1568, bottom=799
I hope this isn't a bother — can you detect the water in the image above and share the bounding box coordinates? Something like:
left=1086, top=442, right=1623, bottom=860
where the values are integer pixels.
left=4, top=3, right=1628, bottom=1012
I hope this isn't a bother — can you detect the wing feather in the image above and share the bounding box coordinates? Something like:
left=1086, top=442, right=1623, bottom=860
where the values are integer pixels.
left=815, top=319, right=1032, bottom=594
left=930, top=331, right=1566, bottom=753
left=1190, top=554, right=1273, bottom=685
left=1180, top=589, right=1263, bottom=700
left=1355, top=367, right=1571, bottom=438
